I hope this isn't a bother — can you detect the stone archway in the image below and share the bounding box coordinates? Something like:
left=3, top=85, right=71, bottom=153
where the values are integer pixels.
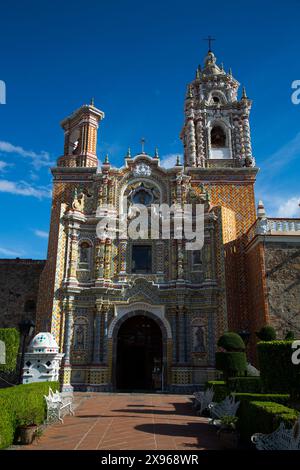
left=110, top=309, right=170, bottom=391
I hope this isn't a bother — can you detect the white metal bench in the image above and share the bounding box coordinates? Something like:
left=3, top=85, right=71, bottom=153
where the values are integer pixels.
left=208, top=395, right=240, bottom=426
left=44, top=387, right=74, bottom=424
left=193, top=388, right=214, bottom=415
left=251, top=417, right=300, bottom=450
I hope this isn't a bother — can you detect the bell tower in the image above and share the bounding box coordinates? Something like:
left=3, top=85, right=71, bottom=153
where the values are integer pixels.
left=58, top=100, right=105, bottom=168
left=181, top=50, right=254, bottom=168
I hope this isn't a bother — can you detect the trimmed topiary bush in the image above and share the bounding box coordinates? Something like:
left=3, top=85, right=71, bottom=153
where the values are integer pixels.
left=232, top=393, right=290, bottom=406
left=257, top=341, right=300, bottom=396
left=0, top=328, right=20, bottom=372
left=285, top=331, right=295, bottom=341
left=227, top=377, right=262, bottom=393
left=237, top=400, right=298, bottom=443
left=217, top=332, right=246, bottom=352
left=0, top=381, right=59, bottom=449
left=205, top=380, right=229, bottom=402
left=215, top=351, right=247, bottom=379
left=256, top=325, right=276, bottom=341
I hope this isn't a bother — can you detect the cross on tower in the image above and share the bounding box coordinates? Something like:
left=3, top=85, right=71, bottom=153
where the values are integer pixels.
left=141, top=137, right=146, bottom=153
left=203, top=35, right=215, bottom=52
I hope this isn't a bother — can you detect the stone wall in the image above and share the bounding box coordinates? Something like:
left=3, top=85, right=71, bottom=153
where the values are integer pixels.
left=0, top=258, right=45, bottom=329
left=265, top=242, right=300, bottom=338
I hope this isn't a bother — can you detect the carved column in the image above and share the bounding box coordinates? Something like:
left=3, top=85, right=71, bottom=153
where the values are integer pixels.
left=156, top=240, right=164, bottom=279
left=61, top=296, right=75, bottom=392
left=196, top=117, right=206, bottom=167
left=93, top=304, right=102, bottom=364
left=203, top=236, right=212, bottom=282
left=177, top=240, right=184, bottom=281
left=119, top=239, right=128, bottom=279
left=62, top=297, right=75, bottom=365
left=242, top=114, right=252, bottom=160
left=178, top=306, right=185, bottom=363
left=65, top=220, right=80, bottom=287
left=102, top=303, right=110, bottom=363
left=95, top=239, right=106, bottom=284
left=187, top=118, right=196, bottom=166
left=104, top=239, right=112, bottom=281
left=209, top=226, right=216, bottom=281
left=169, top=307, right=177, bottom=363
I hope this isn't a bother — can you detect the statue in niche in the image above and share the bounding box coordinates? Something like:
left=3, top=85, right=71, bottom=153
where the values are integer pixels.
left=79, top=242, right=90, bottom=264
left=193, top=325, right=206, bottom=352
left=73, top=324, right=86, bottom=350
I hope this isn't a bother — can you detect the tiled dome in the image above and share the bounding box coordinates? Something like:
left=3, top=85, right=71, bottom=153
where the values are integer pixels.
left=29, top=332, right=59, bottom=353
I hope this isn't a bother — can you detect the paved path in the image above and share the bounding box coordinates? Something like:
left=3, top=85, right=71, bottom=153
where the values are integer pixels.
left=26, top=393, right=222, bottom=450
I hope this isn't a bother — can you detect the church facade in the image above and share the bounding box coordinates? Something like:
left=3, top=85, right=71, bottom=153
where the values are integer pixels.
left=35, top=50, right=299, bottom=392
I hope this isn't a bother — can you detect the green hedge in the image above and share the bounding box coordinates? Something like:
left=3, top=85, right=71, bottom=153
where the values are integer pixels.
left=227, top=377, right=262, bottom=393
left=205, top=380, right=229, bottom=402
left=215, top=351, right=247, bottom=378
left=0, top=381, right=59, bottom=449
left=237, top=400, right=299, bottom=443
left=257, top=341, right=300, bottom=395
left=0, top=328, right=20, bottom=372
left=232, top=393, right=290, bottom=406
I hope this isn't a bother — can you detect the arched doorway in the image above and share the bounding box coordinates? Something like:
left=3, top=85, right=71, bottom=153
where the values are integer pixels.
left=116, top=315, right=163, bottom=391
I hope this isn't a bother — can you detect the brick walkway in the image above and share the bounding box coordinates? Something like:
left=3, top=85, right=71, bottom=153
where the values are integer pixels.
left=26, top=393, right=222, bottom=450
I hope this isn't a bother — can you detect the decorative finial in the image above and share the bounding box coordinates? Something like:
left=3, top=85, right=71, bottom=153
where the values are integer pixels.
left=141, top=137, right=146, bottom=154
left=242, top=86, right=247, bottom=100
left=196, top=65, right=201, bottom=79
left=176, top=155, right=181, bottom=166
left=154, top=147, right=159, bottom=158
left=104, top=154, right=109, bottom=164
left=228, top=68, right=232, bottom=77
left=257, top=200, right=266, bottom=218
left=220, top=62, right=224, bottom=72
left=126, top=147, right=131, bottom=158
left=90, top=97, right=95, bottom=106
left=203, top=35, right=215, bottom=52
left=187, top=84, right=193, bottom=98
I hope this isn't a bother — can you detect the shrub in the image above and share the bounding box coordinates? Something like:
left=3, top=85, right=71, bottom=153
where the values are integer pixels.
left=0, top=381, right=59, bottom=449
left=237, top=400, right=299, bottom=443
left=227, top=377, right=262, bottom=393
left=215, top=351, right=247, bottom=379
left=256, top=325, right=276, bottom=341
left=217, top=332, right=245, bottom=351
left=232, top=393, right=290, bottom=406
left=205, top=380, right=229, bottom=402
left=285, top=331, right=295, bottom=341
left=0, top=397, right=14, bottom=449
left=0, top=328, right=20, bottom=372
left=257, top=341, right=300, bottom=395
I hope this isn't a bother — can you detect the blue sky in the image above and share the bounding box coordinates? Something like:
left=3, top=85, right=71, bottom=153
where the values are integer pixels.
left=0, top=0, right=300, bottom=259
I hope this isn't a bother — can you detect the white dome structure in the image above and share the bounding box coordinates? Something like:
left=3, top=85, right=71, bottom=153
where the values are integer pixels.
left=22, top=332, right=64, bottom=385
left=29, top=332, right=59, bottom=354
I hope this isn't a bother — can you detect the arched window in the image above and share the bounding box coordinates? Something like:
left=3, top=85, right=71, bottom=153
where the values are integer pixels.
left=78, top=241, right=91, bottom=268
left=211, top=126, right=226, bottom=148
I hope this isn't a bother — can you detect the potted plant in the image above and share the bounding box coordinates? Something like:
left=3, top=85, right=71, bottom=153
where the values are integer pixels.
left=217, top=415, right=239, bottom=449
left=18, top=410, right=39, bottom=445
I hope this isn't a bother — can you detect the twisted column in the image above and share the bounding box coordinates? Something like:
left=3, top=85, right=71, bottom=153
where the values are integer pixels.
left=93, top=304, right=102, bottom=364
